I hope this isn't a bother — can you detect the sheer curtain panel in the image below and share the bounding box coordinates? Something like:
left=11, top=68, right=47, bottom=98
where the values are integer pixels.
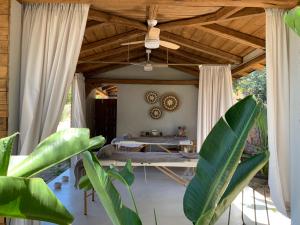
left=197, top=65, right=234, bottom=152
left=18, top=3, right=89, bottom=155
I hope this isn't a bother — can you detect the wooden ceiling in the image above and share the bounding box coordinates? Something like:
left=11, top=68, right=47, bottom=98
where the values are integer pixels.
left=19, top=0, right=297, bottom=79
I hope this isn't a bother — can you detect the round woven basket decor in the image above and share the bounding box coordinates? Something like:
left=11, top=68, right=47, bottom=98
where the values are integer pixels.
left=161, top=93, right=179, bottom=111
left=145, top=91, right=159, bottom=104
left=149, top=106, right=163, bottom=119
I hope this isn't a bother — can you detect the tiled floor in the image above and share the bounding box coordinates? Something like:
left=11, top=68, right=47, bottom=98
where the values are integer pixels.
left=42, top=168, right=290, bottom=225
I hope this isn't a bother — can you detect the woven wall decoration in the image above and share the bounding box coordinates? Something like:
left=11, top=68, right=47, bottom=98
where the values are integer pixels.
left=161, top=93, right=179, bottom=111
left=145, top=91, right=159, bottom=104
left=149, top=107, right=163, bottom=119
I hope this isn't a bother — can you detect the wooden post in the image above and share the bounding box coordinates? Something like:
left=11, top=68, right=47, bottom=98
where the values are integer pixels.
left=0, top=217, right=5, bottom=225
left=0, top=0, right=9, bottom=139
left=0, top=0, right=9, bottom=223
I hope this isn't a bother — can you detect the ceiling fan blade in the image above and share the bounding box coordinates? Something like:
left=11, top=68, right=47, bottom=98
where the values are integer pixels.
left=120, top=40, right=145, bottom=46
left=148, top=27, right=160, bottom=40
left=160, top=40, right=180, bottom=50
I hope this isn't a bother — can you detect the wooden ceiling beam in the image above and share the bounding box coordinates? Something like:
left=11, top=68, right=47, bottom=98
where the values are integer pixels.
left=86, top=78, right=199, bottom=85
left=231, top=53, right=265, bottom=77
left=198, top=24, right=265, bottom=49
left=17, top=1, right=297, bottom=9
left=158, top=7, right=265, bottom=30
left=85, top=21, right=109, bottom=33
left=88, top=8, right=147, bottom=31
left=80, top=29, right=144, bottom=54
left=160, top=32, right=242, bottom=63
left=78, top=44, right=144, bottom=63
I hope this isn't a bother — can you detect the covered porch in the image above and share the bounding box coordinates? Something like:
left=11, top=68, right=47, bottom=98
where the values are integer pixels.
left=1, top=0, right=300, bottom=225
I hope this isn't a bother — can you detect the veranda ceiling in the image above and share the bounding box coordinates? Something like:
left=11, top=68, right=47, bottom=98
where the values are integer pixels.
left=18, top=0, right=297, bottom=78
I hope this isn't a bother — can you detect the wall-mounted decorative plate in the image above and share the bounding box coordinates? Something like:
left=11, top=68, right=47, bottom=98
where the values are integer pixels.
left=145, top=91, right=159, bottom=104
left=149, top=107, right=163, bottom=119
left=161, top=94, right=179, bottom=111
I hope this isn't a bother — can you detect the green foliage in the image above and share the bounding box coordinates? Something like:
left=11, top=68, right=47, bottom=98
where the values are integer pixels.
left=183, top=96, right=268, bottom=225
left=285, top=6, right=300, bottom=36
left=81, top=96, right=269, bottom=225
left=0, top=128, right=105, bottom=224
left=233, top=69, right=266, bottom=103
left=82, top=151, right=142, bottom=225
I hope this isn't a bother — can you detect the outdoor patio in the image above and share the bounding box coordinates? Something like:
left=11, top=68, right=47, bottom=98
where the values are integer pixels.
left=42, top=168, right=290, bottom=225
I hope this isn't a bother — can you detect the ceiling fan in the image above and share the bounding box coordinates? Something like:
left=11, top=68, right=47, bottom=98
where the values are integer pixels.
left=120, top=19, right=180, bottom=50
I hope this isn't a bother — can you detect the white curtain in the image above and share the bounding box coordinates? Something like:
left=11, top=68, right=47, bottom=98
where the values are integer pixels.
left=70, top=73, right=87, bottom=166
left=18, top=3, right=89, bottom=155
left=197, top=65, right=234, bottom=152
left=71, top=73, right=87, bottom=128
left=266, top=9, right=293, bottom=215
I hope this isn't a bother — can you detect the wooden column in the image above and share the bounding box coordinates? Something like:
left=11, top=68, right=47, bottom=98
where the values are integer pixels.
left=0, top=0, right=9, bottom=138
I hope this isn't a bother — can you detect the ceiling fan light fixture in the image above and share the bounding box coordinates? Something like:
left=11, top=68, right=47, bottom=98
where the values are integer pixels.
left=144, top=63, right=153, bottom=72
left=145, top=39, right=160, bottom=49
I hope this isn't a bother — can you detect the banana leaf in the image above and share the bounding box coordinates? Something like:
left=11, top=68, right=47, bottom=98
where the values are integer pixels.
left=0, top=176, right=73, bottom=225
left=107, top=160, right=138, bottom=214
left=0, top=133, right=18, bottom=176
left=209, top=151, right=269, bottom=224
left=107, top=160, right=135, bottom=186
left=8, top=128, right=90, bottom=177
left=284, top=6, right=300, bottom=36
left=82, top=151, right=142, bottom=225
left=78, top=175, right=93, bottom=191
left=88, top=136, right=106, bottom=151
left=183, top=96, right=263, bottom=225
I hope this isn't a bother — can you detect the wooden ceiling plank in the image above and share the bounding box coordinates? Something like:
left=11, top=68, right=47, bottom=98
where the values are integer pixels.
left=78, top=44, right=144, bottom=63
left=232, top=53, right=265, bottom=77
left=78, top=50, right=145, bottom=72
left=147, top=4, right=159, bottom=20
left=17, top=1, right=297, bottom=9
left=80, top=29, right=144, bottom=54
left=166, top=49, right=219, bottom=64
left=198, top=24, right=265, bottom=49
left=160, top=31, right=242, bottom=63
left=88, top=8, right=147, bottom=31
left=84, top=57, right=145, bottom=76
left=151, top=54, right=199, bottom=77
left=85, top=21, right=109, bottom=32
left=158, top=7, right=265, bottom=30
left=86, top=78, right=199, bottom=85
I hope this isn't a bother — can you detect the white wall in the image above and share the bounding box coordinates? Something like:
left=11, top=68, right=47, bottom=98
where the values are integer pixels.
left=8, top=0, right=22, bottom=135
left=93, top=65, right=198, bottom=140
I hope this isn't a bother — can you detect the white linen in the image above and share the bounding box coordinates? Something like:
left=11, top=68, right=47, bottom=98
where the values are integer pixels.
left=71, top=73, right=87, bottom=128
left=266, top=9, right=290, bottom=215
left=197, top=65, right=234, bottom=152
left=18, top=3, right=89, bottom=155
left=70, top=73, right=87, bottom=166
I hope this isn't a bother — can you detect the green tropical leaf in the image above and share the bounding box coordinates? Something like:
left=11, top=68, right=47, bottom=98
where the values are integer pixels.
left=0, top=176, right=73, bottom=225
left=0, top=133, right=18, bottom=176
left=285, top=6, right=300, bottom=36
left=183, top=96, right=263, bottom=225
left=82, top=151, right=142, bottom=225
left=209, top=151, right=269, bottom=224
left=107, top=160, right=134, bottom=186
left=107, top=160, right=138, bottom=214
left=88, top=136, right=106, bottom=151
left=8, top=128, right=90, bottom=178
left=78, top=175, right=93, bottom=191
